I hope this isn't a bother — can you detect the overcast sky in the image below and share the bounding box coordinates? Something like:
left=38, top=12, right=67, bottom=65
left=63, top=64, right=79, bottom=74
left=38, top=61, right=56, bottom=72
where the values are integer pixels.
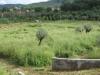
left=0, top=0, right=49, bottom=4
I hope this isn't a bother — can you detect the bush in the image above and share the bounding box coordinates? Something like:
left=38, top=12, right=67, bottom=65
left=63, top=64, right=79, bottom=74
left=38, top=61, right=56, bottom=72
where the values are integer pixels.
left=0, top=18, right=10, bottom=24
left=83, top=25, right=93, bottom=33
left=36, top=28, right=47, bottom=45
left=75, top=26, right=84, bottom=32
left=76, top=25, right=93, bottom=33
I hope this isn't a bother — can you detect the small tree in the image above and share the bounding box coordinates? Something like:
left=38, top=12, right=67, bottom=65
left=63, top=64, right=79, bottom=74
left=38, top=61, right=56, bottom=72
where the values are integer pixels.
left=36, top=28, right=47, bottom=46
left=46, top=7, right=52, bottom=12
left=84, top=25, right=93, bottom=33
left=34, top=7, right=45, bottom=12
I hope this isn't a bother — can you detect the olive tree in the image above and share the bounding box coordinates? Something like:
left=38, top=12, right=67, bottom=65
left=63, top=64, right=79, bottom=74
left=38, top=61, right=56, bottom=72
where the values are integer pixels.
left=36, top=28, right=47, bottom=46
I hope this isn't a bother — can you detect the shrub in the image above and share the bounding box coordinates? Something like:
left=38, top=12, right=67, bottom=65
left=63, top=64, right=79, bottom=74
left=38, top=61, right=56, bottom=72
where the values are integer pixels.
left=0, top=18, right=10, bottom=24
left=83, top=25, right=93, bottom=33
left=36, top=28, right=47, bottom=46
left=76, top=25, right=93, bottom=33
left=75, top=26, right=84, bottom=32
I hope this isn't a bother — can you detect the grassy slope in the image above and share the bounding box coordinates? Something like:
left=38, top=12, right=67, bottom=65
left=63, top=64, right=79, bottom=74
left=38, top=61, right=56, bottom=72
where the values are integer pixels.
left=0, top=20, right=100, bottom=67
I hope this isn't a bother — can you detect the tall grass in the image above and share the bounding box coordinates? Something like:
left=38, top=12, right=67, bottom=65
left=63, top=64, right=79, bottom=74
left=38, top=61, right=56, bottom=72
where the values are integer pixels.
left=0, top=20, right=99, bottom=67
left=0, top=65, right=9, bottom=75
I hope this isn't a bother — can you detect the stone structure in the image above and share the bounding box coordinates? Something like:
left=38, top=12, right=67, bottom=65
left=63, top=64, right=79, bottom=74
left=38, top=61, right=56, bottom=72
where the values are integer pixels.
left=52, top=57, right=100, bottom=71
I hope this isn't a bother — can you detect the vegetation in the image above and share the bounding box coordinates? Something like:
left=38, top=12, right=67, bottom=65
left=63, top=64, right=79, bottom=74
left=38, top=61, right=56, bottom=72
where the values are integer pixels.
left=75, top=24, right=93, bottom=33
left=0, top=0, right=100, bottom=22
left=0, top=0, right=100, bottom=74
left=36, top=28, right=47, bottom=46
left=0, top=59, right=100, bottom=75
left=0, top=68, right=8, bottom=75
left=0, top=20, right=99, bottom=67
left=75, top=26, right=84, bottom=32
left=83, top=24, right=93, bottom=33
left=61, top=0, right=100, bottom=11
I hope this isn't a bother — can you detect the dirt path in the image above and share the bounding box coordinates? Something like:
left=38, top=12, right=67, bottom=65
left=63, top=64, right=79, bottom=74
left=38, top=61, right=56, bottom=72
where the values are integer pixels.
left=0, top=58, right=100, bottom=75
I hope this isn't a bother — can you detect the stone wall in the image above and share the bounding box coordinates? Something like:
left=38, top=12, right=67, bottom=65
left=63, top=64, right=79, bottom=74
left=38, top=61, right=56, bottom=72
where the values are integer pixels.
left=52, top=57, right=100, bottom=71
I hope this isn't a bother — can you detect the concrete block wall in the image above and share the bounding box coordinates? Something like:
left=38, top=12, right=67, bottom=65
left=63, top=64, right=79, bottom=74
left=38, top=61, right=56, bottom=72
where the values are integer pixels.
left=52, top=57, right=100, bottom=71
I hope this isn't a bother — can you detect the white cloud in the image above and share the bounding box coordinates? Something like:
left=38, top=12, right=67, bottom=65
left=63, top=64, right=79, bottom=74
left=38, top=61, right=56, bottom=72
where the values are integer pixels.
left=0, top=0, right=49, bottom=4
left=0, top=0, right=7, bottom=4
left=22, top=0, right=49, bottom=4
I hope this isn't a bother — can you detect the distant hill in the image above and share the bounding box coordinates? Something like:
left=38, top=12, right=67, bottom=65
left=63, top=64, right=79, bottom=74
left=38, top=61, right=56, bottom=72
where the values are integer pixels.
left=0, top=0, right=73, bottom=9
left=0, top=0, right=63, bottom=9
left=26, top=0, right=75, bottom=8
left=26, top=0, right=65, bottom=8
left=0, top=4, right=23, bottom=8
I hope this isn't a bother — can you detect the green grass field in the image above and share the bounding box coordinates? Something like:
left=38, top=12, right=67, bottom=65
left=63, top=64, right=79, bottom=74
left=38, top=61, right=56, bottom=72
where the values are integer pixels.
left=0, top=20, right=100, bottom=67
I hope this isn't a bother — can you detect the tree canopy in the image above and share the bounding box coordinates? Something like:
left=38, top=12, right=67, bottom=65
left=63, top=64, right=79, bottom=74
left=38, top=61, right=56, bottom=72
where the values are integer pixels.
left=61, top=0, right=100, bottom=11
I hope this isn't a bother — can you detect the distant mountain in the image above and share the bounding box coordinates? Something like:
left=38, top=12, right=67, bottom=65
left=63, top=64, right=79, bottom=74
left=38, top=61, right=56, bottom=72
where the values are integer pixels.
left=0, top=0, right=62, bottom=9
left=0, top=4, right=23, bottom=8
left=26, top=0, right=75, bottom=8
left=0, top=0, right=73, bottom=9
left=26, top=0, right=64, bottom=8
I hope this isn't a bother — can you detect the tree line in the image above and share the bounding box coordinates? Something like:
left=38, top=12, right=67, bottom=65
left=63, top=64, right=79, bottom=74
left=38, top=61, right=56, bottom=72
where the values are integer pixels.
left=0, top=0, right=100, bottom=23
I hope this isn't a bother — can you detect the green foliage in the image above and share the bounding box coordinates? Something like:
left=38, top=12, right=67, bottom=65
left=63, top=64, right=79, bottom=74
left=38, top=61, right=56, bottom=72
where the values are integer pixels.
left=75, top=24, right=93, bottom=33
left=0, top=7, right=100, bottom=22
left=75, top=26, right=84, bottom=32
left=61, top=0, right=100, bottom=11
left=34, top=7, right=45, bottom=12
left=86, top=49, right=100, bottom=59
left=0, top=67, right=9, bottom=75
left=0, top=18, right=10, bottom=24
left=36, top=28, right=47, bottom=45
left=0, top=21, right=99, bottom=67
left=46, top=7, right=52, bottom=12
left=0, top=0, right=100, bottom=22
left=83, top=25, right=93, bottom=33
left=13, top=49, right=54, bottom=67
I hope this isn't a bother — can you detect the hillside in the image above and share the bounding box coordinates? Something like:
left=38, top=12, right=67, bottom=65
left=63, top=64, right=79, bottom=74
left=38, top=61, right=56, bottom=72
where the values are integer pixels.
left=0, top=4, right=23, bottom=8
left=26, top=2, right=60, bottom=8
left=26, top=0, right=75, bottom=8
left=26, top=0, right=64, bottom=8
left=0, top=0, right=64, bottom=9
